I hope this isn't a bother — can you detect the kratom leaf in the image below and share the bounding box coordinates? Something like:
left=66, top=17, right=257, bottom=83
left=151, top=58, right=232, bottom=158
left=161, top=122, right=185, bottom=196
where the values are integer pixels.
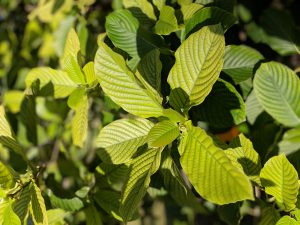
left=48, top=190, right=84, bottom=212
left=253, top=62, right=300, bottom=127
left=224, top=134, right=262, bottom=184
left=168, top=25, right=225, bottom=112
left=276, top=216, right=299, bottom=225
left=147, top=120, right=180, bottom=147
left=123, top=0, right=156, bottom=20
left=181, top=3, right=203, bottom=22
left=3, top=91, right=24, bottom=114
left=179, top=121, right=254, bottom=204
left=153, top=0, right=165, bottom=10
left=258, top=205, right=280, bottom=225
left=217, top=203, right=241, bottom=225
left=63, top=55, right=86, bottom=84
left=0, top=106, right=24, bottom=156
left=120, top=148, right=163, bottom=221
left=0, top=161, right=14, bottom=189
left=94, top=42, right=165, bottom=118
left=71, top=92, right=88, bottom=147
left=96, top=118, right=153, bottom=164
left=47, top=209, right=67, bottom=225
left=0, top=199, right=9, bottom=225
left=155, top=6, right=178, bottom=35
left=61, top=28, right=81, bottom=65
left=137, top=49, right=162, bottom=92
left=184, top=7, right=237, bottom=39
left=26, top=67, right=78, bottom=98
left=279, top=127, right=300, bottom=155
left=85, top=205, right=103, bottom=225
left=3, top=201, right=21, bottom=225
left=260, top=154, right=299, bottom=211
left=83, top=62, right=96, bottom=84
left=13, top=183, right=32, bottom=223
left=67, top=88, right=86, bottom=109
left=223, top=45, right=264, bottom=84
left=245, top=90, right=264, bottom=125
left=189, top=79, right=245, bottom=129
left=105, top=9, right=164, bottom=58
left=30, top=182, right=48, bottom=225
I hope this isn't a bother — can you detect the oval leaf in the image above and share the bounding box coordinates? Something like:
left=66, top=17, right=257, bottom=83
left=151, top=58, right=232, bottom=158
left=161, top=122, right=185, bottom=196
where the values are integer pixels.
left=154, top=5, right=178, bottom=35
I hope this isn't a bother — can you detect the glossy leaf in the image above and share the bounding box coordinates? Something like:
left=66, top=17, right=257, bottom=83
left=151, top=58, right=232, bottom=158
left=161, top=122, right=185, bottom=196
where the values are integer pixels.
left=223, top=45, right=264, bottom=84
left=254, top=62, right=300, bottom=127
left=94, top=42, right=164, bottom=118
left=96, top=118, right=153, bottom=164
left=155, top=6, right=177, bottom=35
left=179, top=121, right=254, bottom=204
left=260, top=154, right=299, bottom=211
left=168, top=25, right=225, bottom=111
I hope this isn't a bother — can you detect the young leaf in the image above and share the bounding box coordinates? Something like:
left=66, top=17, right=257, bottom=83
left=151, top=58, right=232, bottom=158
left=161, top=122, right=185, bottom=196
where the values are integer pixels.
left=147, top=120, right=180, bottom=147
left=83, top=62, right=96, bottom=84
left=223, top=45, right=264, bottom=84
left=3, top=201, right=21, bottom=225
left=26, top=67, right=78, bottom=98
left=254, top=62, right=300, bottom=127
left=63, top=55, right=86, bottom=84
left=61, top=28, right=81, bottom=65
left=13, top=183, right=32, bottom=223
left=276, top=216, right=299, bottom=225
left=30, top=182, right=48, bottom=225
left=154, top=6, right=178, bottom=35
left=224, top=134, right=262, bottom=184
left=168, top=25, right=225, bottom=112
left=94, top=42, right=165, bottom=118
left=71, top=92, right=88, bottom=147
left=179, top=121, right=254, bottom=204
left=120, top=148, right=163, bottom=221
left=0, top=161, right=15, bottom=189
left=279, top=127, right=300, bottom=155
left=96, top=118, right=154, bottom=164
left=260, top=154, right=299, bottom=211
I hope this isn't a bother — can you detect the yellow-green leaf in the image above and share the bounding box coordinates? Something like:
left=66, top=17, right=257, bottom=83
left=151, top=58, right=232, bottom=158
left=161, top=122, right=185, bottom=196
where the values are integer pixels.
left=155, top=6, right=178, bottom=35
left=30, top=182, right=48, bottom=225
left=61, top=28, right=81, bottom=65
left=3, top=201, right=21, bottom=225
left=0, top=161, right=15, bottom=189
left=83, top=62, right=96, bottom=84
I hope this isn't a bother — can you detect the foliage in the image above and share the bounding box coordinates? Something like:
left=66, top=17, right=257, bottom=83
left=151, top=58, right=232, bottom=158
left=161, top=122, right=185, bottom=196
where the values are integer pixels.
left=1, top=0, right=300, bottom=224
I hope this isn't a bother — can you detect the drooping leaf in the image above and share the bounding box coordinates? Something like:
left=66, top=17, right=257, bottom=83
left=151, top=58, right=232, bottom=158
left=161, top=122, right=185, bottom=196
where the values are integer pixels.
left=85, top=205, right=103, bottom=225
left=189, top=79, right=245, bottom=129
left=26, top=67, right=78, bottom=98
left=13, top=182, right=32, bottom=223
left=96, top=118, right=153, bottom=164
left=48, top=190, right=84, bottom=212
left=168, top=25, right=225, bottom=112
left=260, top=154, right=299, bottom=211
left=105, top=9, right=164, bottom=58
left=147, top=120, right=180, bottom=147
left=120, top=148, right=162, bottom=221
left=0, top=161, right=14, bottom=189
left=279, top=127, right=300, bottom=155
left=253, top=62, right=300, bottom=127
left=223, top=45, right=264, bottom=84
left=61, top=28, right=81, bottom=65
left=276, top=216, right=299, bottom=225
left=0, top=105, right=24, bottom=156
left=224, top=134, right=262, bottom=184
left=184, top=7, right=237, bottom=39
left=30, top=182, right=48, bottom=225
left=179, top=121, right=254, bottom=204
left=94, top=42, right=165, bottom=118
left=155, top=6, right=178, bottom=35
left=245, top=90, right=264, bottom=125
left=3, top=201, right=21, bottom=225
left=71, top=92, right=88, bottom=147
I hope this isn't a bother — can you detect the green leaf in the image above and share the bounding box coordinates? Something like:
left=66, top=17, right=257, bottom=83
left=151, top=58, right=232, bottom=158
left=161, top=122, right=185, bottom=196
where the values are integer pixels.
left=94, top=42, right=165, bottom=118
left=279, top=127, right=300, bottom=155
left=189, top=79, right=245, bottom=129
left=276, top=216, right=299, bottom=225
left=217, top=203, right=241, bottom=225
left=105, top=9, right=164, bottom=58
left=168, top=25, right=225, bottom=112
left=71, top=92, right=88, bottom=147
left=154, top=6, right=178, bottom=35
left=85, top=205, right=103, bottom=225
left=123, top=0, right=156, bottom=20
left=0, top=161, right=14, bottom=189
left=63, top=55, right=86, bottom=84
left=67, top=88, right=86, bottom=109
left=0, top=105, right=24, bottom=156
left=120, top=148, right=163, bottom=221
left=253, top=62, right=300, bottom=127
left=137, top=49, right=162, bottom=92
left=3, top=201, right=21, bottom=225
left=30, top=182, right=48, bottom=225
left=83, top=62, right=96, bottom=84
left=13, top=183, right=32, bottom=223
left=245, top=90, right=264, bottom=125
left=26, top=67, right=78, bottom=98
left=3, top=91, right=24, bottom=114
left=47, top=209, right=67, bottom=225
left=147, top=120, right=180, bottom=147
left=258, top=205, right=280, bottom=225
left=260, top=154, right=299, bottom=211
left=48, top=190, right=84, bottom=212
left=96, top=118, right=153, bottom=164
left=61, top=28, right=81, bottom=65
left=224, top=134, right=262, bottom=184
left=153, top=0, right=165, bottom=10
left=184, top=7, right=237, bottom=39
left=179, top=121, right=254, bottom=204
left=223, top=45, right=264, bottom=84
left=181, top=3, right=203, bottom=22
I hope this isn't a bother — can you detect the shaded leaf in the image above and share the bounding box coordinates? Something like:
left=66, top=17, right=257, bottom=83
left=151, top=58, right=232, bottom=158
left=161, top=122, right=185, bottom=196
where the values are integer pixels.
left=279, top=127, right=300, bottom=155
left=30, top=182, right=48, bottom=225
